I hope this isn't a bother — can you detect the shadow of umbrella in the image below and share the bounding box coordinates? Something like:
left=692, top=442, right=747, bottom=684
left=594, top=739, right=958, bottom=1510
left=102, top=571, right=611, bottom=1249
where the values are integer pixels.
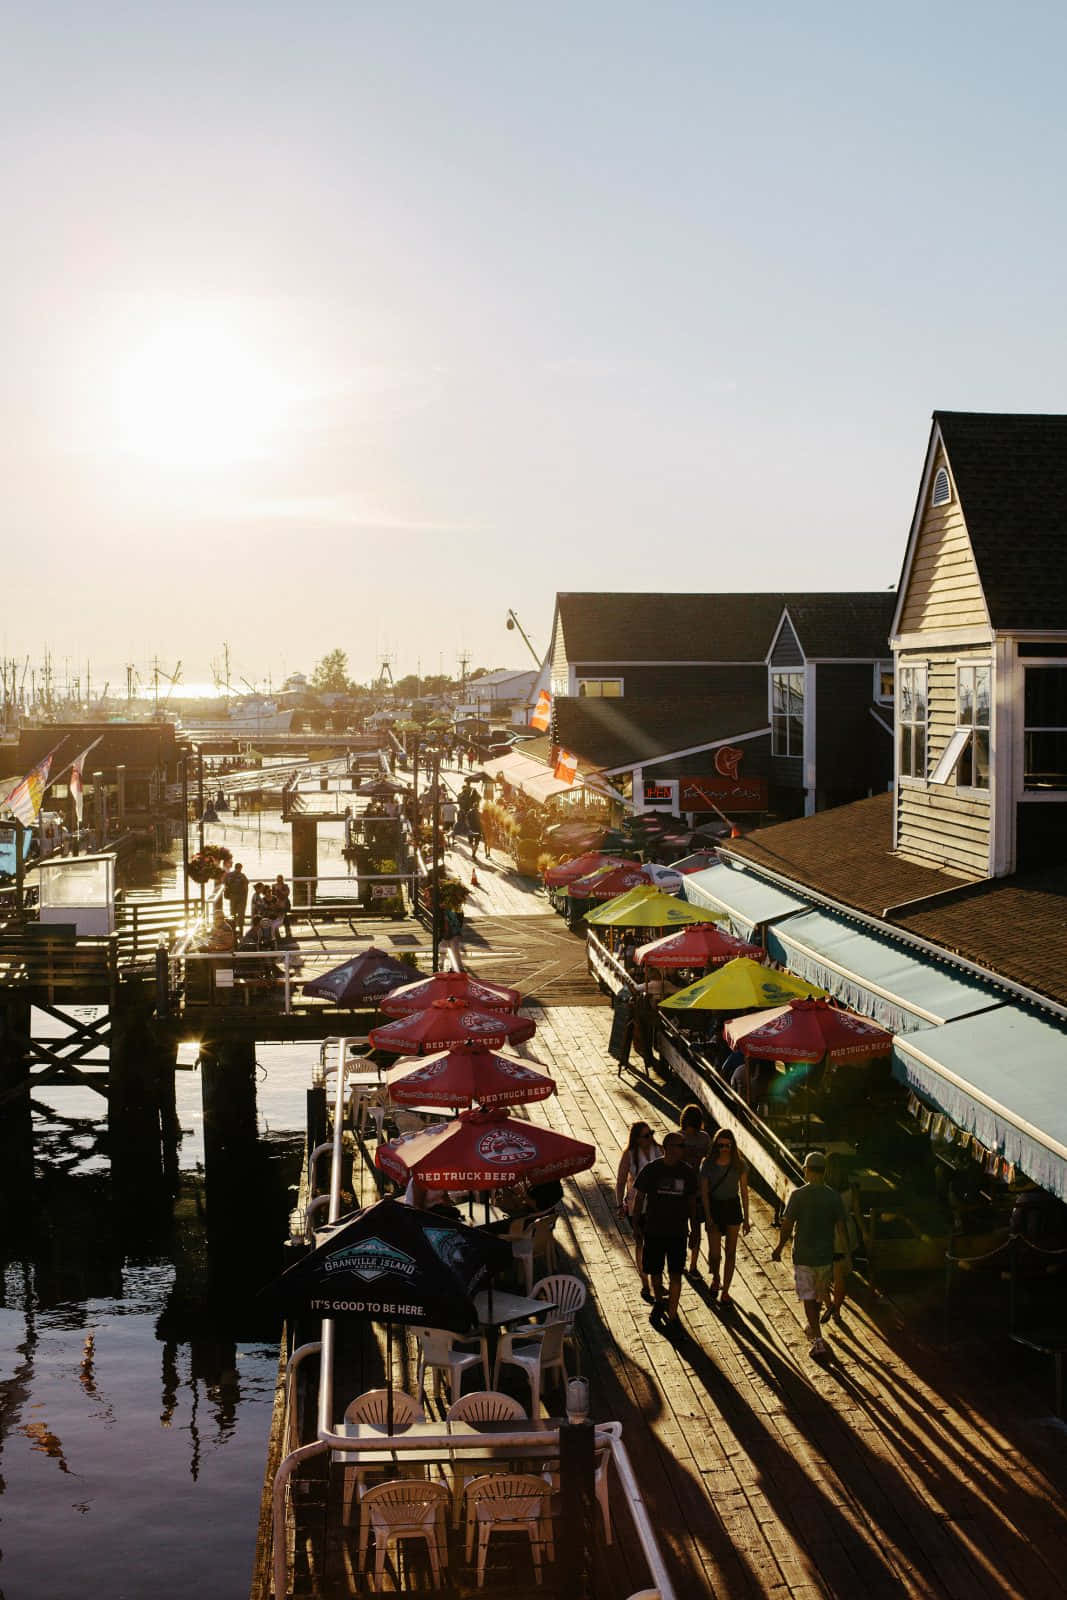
left=264, top=1197, right=512, bottom=1432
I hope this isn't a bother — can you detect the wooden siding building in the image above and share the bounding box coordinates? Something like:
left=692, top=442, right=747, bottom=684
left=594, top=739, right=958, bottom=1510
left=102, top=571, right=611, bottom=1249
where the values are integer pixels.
left=892, top=411, right=1067, bottom=877
left=546, top=591, right=894, bottom=818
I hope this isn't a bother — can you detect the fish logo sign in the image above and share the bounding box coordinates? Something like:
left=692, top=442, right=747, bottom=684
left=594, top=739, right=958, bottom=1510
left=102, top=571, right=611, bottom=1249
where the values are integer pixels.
left=325, top=1238, right=417, bottom=1283
left=476, top=1129, right=539, bottom=1166
left=715, top=746, right=744, bottom=779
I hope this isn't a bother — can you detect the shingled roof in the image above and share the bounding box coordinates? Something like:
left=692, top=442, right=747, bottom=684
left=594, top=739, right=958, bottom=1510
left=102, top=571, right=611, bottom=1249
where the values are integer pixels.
left=933, top=412, right=1067, bottom=631
left=554, top=691, right=769, bottom=770
left=785, top=594, right=896, bottom=659
left=556, top=592, right=894, bottom=663
left=721, top=790, right=1067, bottom=1010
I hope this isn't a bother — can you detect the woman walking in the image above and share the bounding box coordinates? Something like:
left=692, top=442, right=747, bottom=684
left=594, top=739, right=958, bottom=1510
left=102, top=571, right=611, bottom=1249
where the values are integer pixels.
left=700, top=1127, right=750, bottom=1305
left=616, top=1121, right=663, bottom=1303
left=678, top=1105, right=712, bottom=1275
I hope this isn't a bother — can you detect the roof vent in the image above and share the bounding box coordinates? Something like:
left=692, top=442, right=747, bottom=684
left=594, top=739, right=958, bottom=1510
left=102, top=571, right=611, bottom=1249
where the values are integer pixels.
left=931, top=466, right=952, bottom=507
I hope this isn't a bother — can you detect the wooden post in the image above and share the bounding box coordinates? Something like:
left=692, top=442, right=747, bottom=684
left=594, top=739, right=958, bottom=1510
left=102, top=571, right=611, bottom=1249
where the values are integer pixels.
left=0, top=994, right=34, bottom=1205
left=291, top=817, right=318, bottom=908
left=431, top=752, right=441, bottom=973
left=558, top=1419, right=596, bottom=1598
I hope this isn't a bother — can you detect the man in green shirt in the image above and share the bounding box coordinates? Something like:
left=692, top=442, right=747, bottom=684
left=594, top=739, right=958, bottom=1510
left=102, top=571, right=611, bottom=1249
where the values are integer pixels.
left=771, top=1150, right=846, bottom=1358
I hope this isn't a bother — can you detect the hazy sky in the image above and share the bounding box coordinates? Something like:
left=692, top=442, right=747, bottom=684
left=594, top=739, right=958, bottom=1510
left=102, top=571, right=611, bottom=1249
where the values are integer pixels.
left=4, top=2, right=1066, bottom=692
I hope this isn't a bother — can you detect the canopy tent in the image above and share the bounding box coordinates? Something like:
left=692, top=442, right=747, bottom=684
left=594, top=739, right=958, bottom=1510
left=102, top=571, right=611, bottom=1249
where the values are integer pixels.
left=379, top=971, right=522, bottom=1017
left=585, top=889, right=716, bottom=929
left=376, top=1106, right=595, bottom=1190
left=634, top=924, right=764, bottom=970
left=267, top=1197, right=511, bottom=1330
left=893, top=1006, right=1067, bottom=1203
left=723, top=1004, right=792, bottom=1049
left=766, top=909, right=1000, bottom=1035
left=369, top=997, right=537, bottom=1054
left=738, top=997, right=892, bottom=1062
left=661, top=956, right=825, bottom=1012
left=387, top=1047, right=556, bottom=1110
left=301, top=948, right=415, bottom=1005
left=566, top=862, right=644, bottom=898
left=543, top=852, right=627, bottom=890
left=682, top=862, right=808, bottom=941
left=482, top=751, right=581, bottom=804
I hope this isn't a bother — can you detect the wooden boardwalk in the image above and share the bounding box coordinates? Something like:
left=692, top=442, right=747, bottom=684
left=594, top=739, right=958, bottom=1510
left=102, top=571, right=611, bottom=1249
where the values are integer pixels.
left=443, top=838, right=1067, bottom=1600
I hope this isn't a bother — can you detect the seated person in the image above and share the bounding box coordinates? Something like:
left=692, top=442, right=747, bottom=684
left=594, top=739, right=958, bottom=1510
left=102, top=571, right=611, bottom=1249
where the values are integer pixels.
left=202, top=908, right=235, bottom=952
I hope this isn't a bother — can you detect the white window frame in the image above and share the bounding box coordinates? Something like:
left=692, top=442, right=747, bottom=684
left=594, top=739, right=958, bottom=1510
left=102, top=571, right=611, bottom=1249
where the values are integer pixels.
left=1022, top=662, right=1067, bottom=794
left=770, top=670, right=804, bottom=758
left=874, top=660, right=894, bottom=705
left=953, top=662, right=991, bottom=791
left=576, top=677, right=623, bottom=698
left=897, top=663, right=928, bottom=783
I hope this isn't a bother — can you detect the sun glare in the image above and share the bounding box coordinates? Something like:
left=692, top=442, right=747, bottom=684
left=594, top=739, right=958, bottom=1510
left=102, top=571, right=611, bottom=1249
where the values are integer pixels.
left=111, top=315, right=291, bottom=467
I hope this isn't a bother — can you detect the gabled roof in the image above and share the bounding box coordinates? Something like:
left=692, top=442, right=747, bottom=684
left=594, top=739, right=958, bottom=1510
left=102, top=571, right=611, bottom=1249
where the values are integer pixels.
left=782, top=594, right=896, bottom=659
left=553, top=692, right=769, bottom=771
left=556, top=592, right=894, bottom=663
left=921, top=412, right=1067, bottom=632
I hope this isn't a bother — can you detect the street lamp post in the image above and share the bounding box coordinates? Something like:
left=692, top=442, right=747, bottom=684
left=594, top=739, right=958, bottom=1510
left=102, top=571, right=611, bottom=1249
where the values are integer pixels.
left=430, top=751, right=441, bottom=974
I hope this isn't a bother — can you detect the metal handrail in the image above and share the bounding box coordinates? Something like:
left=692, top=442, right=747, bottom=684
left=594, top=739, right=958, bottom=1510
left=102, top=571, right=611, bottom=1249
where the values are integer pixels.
left=268, top=1033, right=678, bottom=1600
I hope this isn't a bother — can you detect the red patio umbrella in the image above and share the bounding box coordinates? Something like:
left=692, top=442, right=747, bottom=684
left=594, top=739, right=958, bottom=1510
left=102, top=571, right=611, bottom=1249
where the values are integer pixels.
left=368, top=996, right=536, bottom=1055
left=567, top=863, right=652, bottom=900
left=542, top=853, right=627, bottom=889
left=376, top=1106, right=595, bottom=1190
left=379, top=970, right=522, bottom=1017
left=739, top=997, right=892, bottom=1062
left=387, top=1046, right=556, bottom=1109
left=634, top=924, right=765, bottom=971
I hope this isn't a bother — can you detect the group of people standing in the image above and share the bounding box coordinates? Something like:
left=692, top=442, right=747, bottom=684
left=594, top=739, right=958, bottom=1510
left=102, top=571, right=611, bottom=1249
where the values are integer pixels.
left=615, top=1104, right=848, bottom=1357
left=222, top=863, right=292, bottom=947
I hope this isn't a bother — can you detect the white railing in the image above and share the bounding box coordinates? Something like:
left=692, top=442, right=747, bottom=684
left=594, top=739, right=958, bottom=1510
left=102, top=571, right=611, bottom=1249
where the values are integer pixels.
left=267, top=1040, right=678, bottom=1600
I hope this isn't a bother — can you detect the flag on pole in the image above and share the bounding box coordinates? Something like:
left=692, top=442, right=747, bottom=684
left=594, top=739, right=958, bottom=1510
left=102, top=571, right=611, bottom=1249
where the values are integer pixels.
left=4, top=752, right=56, bottom=826
left=554, top=747, right=578, bottom=784
left=529, top=689, right=552, bottom=732
left=69, top=737, right=104, bottom=827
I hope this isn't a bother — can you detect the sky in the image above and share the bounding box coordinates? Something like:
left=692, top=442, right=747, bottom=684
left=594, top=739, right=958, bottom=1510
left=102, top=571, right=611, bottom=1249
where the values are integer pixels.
left=4, top=1, right=1067, bottom=694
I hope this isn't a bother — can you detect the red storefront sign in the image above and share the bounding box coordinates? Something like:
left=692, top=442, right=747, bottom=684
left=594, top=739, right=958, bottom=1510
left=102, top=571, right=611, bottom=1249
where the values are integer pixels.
left=679, top=776, right=767, bottom=812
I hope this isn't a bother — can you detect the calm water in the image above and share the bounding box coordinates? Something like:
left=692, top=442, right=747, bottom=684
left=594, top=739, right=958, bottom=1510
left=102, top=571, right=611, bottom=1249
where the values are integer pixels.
left=0, top=825, right=328, bottom=1600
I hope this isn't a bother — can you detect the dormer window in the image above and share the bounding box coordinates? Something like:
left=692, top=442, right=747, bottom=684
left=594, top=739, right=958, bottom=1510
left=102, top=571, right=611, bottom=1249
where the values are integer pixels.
left=931, top=466, right=952, bottom=507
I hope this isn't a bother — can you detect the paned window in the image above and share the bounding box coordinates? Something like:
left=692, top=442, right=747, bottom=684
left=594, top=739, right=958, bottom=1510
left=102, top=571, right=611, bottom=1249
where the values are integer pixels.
left=1024, top=666, right=1067, bottom=791
left=875, top=662, right=894, bottom=704
left=771, top=671, right=804, bottom=757
left=956, top=664, right=991, bottom=789
left=576, top=678, right=623, bottom=698
left=898, top=664, right=927, bottom=779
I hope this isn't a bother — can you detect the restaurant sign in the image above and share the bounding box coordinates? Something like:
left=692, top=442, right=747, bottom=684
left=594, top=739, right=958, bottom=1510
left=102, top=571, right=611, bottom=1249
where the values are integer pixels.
left=678, top=776, right=767, bottom=812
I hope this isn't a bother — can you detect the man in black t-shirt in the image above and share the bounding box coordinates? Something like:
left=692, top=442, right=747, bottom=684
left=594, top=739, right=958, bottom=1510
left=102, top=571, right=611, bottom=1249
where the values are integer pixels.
left=631, top=1133, right=699, bottom=1329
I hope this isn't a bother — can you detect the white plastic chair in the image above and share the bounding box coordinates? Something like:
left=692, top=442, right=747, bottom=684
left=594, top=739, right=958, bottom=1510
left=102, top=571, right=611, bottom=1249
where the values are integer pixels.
left=512, top=1212, right=559, bottom=1295
left=445, top=1390, right=527, bottom=1525
left=416, top=1327, right=490, bottom=1409
left=341, top=1388, right=424, bottom=1521
left=493, top=1320, right=567, bottom=1415
left=531, top=1274, right=586, bottom=1371
left=463, top=1472, right=555, bottom=1587
left=357, top=1478, right=450, bottom=1591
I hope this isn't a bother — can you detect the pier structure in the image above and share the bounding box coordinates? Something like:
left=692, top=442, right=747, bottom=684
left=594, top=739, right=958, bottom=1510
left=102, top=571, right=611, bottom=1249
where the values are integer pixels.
left=257, top=834, right=1067, bottom=1600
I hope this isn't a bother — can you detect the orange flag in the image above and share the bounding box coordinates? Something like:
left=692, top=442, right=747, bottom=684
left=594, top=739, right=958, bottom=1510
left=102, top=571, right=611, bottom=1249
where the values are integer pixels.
left=554, top=748, right=578, bottom=784
left=530, top=689, right=551, bottom=732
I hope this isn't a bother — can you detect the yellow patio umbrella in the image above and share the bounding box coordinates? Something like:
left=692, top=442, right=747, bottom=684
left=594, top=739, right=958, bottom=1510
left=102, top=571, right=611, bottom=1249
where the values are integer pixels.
left=585, top=889, right=722, bottom=929
left=660, top=956, right=825, bottom=1011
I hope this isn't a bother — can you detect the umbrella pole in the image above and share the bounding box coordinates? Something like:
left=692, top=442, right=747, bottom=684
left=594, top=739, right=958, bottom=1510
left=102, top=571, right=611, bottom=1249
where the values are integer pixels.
left=387, top=1320, right=394, bottom=1436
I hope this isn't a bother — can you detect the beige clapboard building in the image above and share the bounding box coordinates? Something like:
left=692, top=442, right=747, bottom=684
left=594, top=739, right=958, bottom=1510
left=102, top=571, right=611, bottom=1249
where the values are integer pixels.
left=891, top=411, right=1067, bottom=879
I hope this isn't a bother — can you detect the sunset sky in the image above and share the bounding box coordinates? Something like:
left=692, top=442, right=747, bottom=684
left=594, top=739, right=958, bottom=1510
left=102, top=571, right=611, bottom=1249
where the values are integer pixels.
left=4, top=2, right=1067, bottom=691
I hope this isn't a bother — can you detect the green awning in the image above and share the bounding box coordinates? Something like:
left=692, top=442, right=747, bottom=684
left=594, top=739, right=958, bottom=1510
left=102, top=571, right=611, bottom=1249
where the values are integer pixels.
left=767, top=908, right=999, bottom=1034
left=682, top=863, right=807, bottom=940
left=894, top=1007, right=1067, bottom=1201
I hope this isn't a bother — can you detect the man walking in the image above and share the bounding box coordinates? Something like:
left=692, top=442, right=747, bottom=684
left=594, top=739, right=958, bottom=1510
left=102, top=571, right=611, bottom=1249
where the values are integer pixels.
left=771, top=1150, right=846, bottom=1359
left=223, top=861, right=250, bottom=937
left=630, top=1131, right=700, bottom=1332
